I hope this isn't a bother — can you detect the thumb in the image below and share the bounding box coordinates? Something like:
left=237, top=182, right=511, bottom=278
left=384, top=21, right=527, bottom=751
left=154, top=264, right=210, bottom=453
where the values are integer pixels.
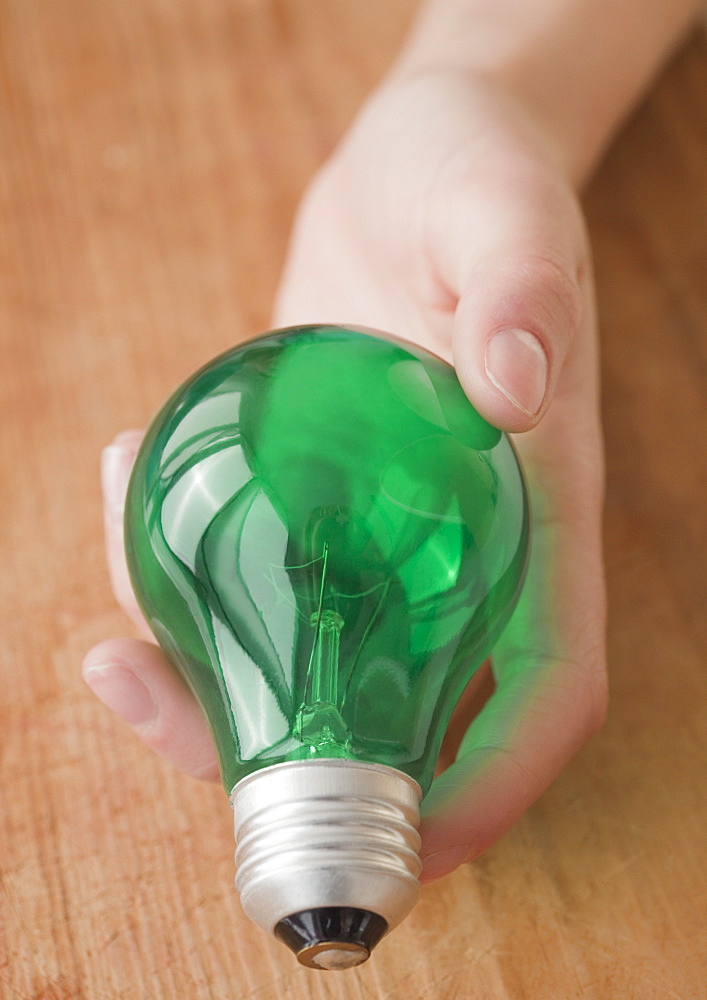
left=453, top=249, right=584, bottom=432
left=429, top=162, right=587, bottom=433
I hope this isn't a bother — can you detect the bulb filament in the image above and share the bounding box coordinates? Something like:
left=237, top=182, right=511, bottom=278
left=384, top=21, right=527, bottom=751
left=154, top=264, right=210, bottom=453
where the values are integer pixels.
left=294, top=543, right=351, bottom=754
left=309, top=608, right=344, bottom=706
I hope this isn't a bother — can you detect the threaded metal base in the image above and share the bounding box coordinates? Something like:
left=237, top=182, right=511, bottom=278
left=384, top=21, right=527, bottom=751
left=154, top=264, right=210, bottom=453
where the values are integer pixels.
left=230, top=760, right=422, bottom=963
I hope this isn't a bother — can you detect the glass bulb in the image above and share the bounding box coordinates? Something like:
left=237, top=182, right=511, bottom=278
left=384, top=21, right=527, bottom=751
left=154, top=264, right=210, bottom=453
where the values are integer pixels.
left=124, top=325, right=529, bottom=967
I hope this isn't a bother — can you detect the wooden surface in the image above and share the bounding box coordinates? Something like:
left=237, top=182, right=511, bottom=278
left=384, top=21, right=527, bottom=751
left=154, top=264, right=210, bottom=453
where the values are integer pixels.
left=1, top=3, right=705, bottom=998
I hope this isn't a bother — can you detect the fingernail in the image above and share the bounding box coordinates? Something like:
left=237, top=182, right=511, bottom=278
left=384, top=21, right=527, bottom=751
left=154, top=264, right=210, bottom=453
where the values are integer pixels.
left=101, top=443, right=133, bottom=513
left=84, top=663, right=157, bottom=726
left=420, top=845, right=470, bottom=883
left=485, top=328, right=548, bottom=417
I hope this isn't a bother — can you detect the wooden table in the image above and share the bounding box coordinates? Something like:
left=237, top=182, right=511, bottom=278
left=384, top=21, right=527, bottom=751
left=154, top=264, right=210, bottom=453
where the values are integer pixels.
left=1, top=3, right=705, bottom=997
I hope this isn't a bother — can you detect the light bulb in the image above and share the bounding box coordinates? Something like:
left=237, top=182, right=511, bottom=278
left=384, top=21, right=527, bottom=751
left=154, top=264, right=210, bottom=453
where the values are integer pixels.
left=124, top=325, right=529, bottom=969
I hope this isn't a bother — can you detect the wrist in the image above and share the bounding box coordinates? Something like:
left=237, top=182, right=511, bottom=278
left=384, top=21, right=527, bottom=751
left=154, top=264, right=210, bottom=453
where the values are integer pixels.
left=391, top=0, right=702, bottom=187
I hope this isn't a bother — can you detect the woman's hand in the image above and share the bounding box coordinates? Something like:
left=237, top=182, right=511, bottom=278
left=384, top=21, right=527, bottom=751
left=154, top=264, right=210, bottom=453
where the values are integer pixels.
left=272, top=70, right=608, bottom=881
left=84, top=68, right=608, bottom=882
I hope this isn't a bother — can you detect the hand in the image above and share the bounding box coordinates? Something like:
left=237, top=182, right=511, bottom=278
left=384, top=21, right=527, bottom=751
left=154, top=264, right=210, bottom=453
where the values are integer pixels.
left=84, top=69, right=607, bottom=882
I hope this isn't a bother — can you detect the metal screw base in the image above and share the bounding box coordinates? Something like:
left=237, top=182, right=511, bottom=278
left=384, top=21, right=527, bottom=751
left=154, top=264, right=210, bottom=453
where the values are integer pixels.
left=230, top=759, right=422, bottom=965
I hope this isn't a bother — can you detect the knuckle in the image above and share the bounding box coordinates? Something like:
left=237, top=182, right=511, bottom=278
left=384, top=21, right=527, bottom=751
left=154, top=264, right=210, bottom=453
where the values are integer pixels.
left=516, top=251, right=584, bottom=347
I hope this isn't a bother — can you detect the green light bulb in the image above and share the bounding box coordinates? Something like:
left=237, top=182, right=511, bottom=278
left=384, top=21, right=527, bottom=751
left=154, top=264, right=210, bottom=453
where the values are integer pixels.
left=125, top=325, right=529, bottom=969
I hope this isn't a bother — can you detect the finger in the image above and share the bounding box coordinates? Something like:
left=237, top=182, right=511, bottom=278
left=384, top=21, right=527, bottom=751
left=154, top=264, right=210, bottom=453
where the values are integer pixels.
left=102, top=429, right=149, bottom=634
left=83, top=638, right=220, bottom=781
left=418, top=368, right=607, bottom=882
left=428, top=145, right=587, bottom=432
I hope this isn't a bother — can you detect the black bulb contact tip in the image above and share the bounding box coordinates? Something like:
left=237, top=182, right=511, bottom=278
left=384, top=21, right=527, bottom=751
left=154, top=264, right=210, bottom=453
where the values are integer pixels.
left=274, top=907, right=388, bottom=971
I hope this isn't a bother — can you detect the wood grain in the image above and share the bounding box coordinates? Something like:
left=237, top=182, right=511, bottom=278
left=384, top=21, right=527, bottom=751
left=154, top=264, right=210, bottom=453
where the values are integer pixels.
left=1, top=3, right=705, bottom=998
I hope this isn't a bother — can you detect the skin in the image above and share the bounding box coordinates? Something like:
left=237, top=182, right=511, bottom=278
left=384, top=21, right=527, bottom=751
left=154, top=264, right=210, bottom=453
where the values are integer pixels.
left=84, top=0, right=700, bottom=884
